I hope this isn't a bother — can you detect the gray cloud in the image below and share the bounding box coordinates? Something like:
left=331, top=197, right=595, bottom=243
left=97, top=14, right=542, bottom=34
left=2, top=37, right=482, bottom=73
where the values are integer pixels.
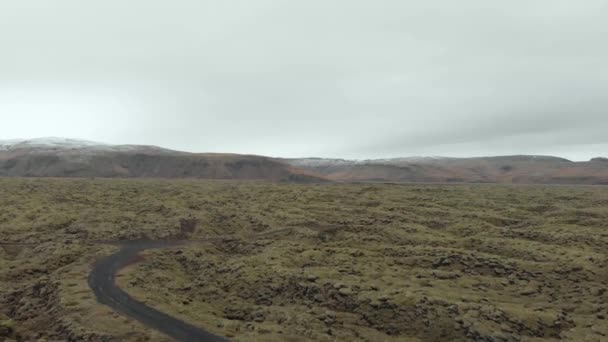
left=0, top=0, right=607, bottom=160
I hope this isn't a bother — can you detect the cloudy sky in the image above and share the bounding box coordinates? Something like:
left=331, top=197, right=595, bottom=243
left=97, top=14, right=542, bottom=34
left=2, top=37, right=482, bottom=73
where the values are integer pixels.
left=1, top=1, right=607, bottom=160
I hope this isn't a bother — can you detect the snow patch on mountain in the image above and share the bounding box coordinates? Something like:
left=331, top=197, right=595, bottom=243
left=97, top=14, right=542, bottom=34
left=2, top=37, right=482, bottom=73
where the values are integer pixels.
left=287, top=158, right=364, bottom=167
left=287, top=156, right=452, bottom=167
left=0, top=137, right=108, bottom=149
left=0, top=137, right=176, bottom=154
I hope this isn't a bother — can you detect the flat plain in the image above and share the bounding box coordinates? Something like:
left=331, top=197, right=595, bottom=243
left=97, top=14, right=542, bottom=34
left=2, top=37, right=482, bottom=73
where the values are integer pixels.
left=1, top=178, right=607, bottom=341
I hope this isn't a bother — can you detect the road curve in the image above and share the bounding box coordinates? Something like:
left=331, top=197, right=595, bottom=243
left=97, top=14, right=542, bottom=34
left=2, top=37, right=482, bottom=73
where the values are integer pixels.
left=88, top=240, right=228, bottom=342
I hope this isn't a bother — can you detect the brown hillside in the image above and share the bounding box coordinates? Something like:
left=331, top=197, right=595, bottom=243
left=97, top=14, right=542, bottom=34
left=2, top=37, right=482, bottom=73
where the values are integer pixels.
left=286, top=156, right=608, bottom=185
left=0, top=147, right=323, bottom=182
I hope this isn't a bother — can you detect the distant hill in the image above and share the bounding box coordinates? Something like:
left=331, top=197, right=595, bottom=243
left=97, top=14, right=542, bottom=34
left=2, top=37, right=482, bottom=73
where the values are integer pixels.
left=1, top=138, right=606, bottom=184
left=284, top=155, right=608, bottom=185
left=0, top=138, right=323, bottom=182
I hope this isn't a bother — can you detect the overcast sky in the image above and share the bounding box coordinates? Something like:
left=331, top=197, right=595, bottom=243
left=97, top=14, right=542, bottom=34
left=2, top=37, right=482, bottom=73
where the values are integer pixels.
left=1, top=1, right=607, bottom=160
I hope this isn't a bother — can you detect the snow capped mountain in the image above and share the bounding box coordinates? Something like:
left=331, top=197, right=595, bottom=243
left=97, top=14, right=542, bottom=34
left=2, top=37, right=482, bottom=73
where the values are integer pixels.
left=0, top=137, right=175, bottom=154
left=0, top=137, right=108, bottom=150
left=0, top=138, right=324, bottom=181
left=0, top=137, right=605, bottom=184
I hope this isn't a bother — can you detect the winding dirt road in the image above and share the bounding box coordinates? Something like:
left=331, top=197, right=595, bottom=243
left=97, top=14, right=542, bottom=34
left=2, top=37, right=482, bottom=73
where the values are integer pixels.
left=88, top=240, right=227, bottom=342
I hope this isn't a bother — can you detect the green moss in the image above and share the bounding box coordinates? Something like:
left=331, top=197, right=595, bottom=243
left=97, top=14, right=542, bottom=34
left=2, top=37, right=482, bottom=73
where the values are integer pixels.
left=1, top=178, right=607, bottom=341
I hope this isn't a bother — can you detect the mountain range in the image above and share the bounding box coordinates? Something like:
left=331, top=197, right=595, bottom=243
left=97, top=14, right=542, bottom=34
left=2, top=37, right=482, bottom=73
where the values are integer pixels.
left=1, top=138, right=607, bottom=184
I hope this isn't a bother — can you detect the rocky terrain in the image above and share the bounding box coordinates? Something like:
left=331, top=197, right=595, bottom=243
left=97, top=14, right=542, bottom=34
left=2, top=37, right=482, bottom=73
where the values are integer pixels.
left=1, top=178, right=607, bottom=341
